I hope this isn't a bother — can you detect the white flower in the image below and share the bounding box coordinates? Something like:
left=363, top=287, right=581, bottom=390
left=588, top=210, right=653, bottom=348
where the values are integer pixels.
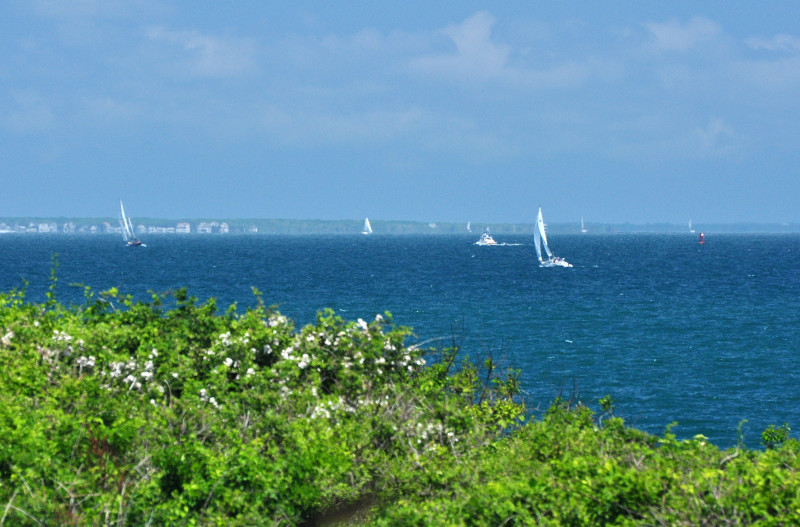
left=150, top=348, right=158, bottom=357
left=223, top=357, right=234, bottom=367
left=246, top=368, right=255, bottom=377
left=298, top=353, right=310, bottom=369
left=172, top=372, right=179, bottom=378
left=357, top=318, right=368, bottom=331
left=375, top=314, right=383, bottom=322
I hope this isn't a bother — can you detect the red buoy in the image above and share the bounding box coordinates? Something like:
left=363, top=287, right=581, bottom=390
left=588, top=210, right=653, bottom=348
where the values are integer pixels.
left=699, top=232, right=705, bottom=245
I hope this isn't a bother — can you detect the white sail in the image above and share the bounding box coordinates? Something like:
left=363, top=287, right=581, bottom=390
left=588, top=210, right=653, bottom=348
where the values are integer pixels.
left=533, top=219, right=543, bottom=263
left=689, top=220, right=695, bottom=233
left=536, top=207, right=553, bottom=259
left=535, top=206, right=571, bottom=267
left=581, top=217, right=587, bottom=233
left=119, top=200, right=143, bottom=246
left=362, top=217, right=373, bottom=234
left=467, top=221, right=471, bottom=233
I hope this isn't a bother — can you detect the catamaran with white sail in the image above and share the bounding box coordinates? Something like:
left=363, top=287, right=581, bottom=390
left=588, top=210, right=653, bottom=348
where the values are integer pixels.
left=119, top=200, right=144, bottom=247
left=361, top=217, right=373, bottom=235
left=534, top=206, right=571, bottom=267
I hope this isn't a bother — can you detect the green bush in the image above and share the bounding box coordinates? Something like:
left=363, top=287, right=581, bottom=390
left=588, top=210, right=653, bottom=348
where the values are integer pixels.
left=1, top=284, right=798, bottom=525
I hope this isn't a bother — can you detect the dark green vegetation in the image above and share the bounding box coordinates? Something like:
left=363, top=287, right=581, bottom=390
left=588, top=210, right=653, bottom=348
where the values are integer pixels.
left=1, top=280, right=799, bottom=525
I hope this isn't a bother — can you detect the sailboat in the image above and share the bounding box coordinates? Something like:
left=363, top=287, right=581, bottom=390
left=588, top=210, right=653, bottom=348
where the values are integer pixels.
left=119, top=200, right=144, bottom=247
left=534, top=206, right=571, bottom=267
left=581, top=217, right=588, bottom=234
left=467, top=221, right=471, bottom=233
left=689, top=220, right=695, bottom=234
left=361, top=217, right=373, bottom=235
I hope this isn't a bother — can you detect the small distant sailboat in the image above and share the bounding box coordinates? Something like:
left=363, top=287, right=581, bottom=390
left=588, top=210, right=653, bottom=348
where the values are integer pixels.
left=467, top=221, right=471, bottom=233
left=119, top=200, right=144, bottom=247
left=361, top=217, right=373, bottom=235
left=581, top=217, right=588, bottom=234
left=475, top=228, right=498, bottom=246
left=534, top=206, right=571, bottom=267
left=689, top=220, right=695, bottom=234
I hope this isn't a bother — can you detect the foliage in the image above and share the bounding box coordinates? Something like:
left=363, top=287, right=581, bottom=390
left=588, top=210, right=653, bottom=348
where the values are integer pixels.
left=0, top=284, right=522, bottom=525
left=0, top=284, right=798, bottom=525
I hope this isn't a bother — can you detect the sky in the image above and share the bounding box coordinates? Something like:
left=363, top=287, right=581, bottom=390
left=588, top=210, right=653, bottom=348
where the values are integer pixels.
left=1, top=1, right=799, bottom=224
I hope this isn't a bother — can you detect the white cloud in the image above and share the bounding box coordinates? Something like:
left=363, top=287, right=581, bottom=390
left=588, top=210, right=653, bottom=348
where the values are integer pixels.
left=644, top=16, right=721, bottom=52
left=2, top=92, right=55, bottom=134
left=259, top=105, right=425, bottom=146
left=745, top=34, right=800, bottom=52
left=696, top=117, right=734, bottom=152
left=145, top=26, right=257, bottom=77
left=410, top=11, right=510, bottom=80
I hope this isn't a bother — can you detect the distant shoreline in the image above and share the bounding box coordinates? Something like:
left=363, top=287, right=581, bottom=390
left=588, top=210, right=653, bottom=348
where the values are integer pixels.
left=1, top=217, right=799, bottom=235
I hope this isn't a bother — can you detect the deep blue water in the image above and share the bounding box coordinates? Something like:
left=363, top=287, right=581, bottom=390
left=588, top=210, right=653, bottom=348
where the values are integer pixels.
left=2, top=233, right=799, bottom=448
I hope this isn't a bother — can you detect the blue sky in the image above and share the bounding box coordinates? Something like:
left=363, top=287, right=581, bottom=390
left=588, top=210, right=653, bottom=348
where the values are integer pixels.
left=2, top=1, right=799, bottom=224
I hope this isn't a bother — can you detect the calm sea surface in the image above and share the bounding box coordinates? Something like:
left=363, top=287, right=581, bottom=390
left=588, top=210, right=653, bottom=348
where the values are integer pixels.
left=2, top=233, right=799, bottom=448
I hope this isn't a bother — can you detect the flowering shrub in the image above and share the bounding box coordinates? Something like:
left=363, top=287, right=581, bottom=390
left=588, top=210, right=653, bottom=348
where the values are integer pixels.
left=0, top=285, right=522, bottom=525
left=1, top=283, right=798, bottom=525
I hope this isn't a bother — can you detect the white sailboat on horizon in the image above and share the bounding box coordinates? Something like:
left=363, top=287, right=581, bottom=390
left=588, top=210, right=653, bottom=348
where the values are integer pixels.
left=467, top=220, right=471, bottom=233
left=581, top=217, right=588, bottom=234
left=361, top=217, right=373, bottom=235
left=119, top=200, right=144, bottom=247
left=534, top=206, right=571, bottom=267
left=689, top=219, right=695, bottom=233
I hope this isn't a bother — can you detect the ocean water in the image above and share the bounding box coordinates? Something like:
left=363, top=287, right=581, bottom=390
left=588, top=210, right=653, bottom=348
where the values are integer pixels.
left=1, top=233, right=798, bottom=448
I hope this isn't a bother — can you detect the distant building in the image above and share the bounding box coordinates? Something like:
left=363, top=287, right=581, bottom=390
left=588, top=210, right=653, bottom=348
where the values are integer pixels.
left=248, top=225, right=258, bottom=233
left=219, top=222, right=229, bottom=234
left=62, top=222, right=75, bottom=233
left=176, top=222, right=191, bottom=234
left=197, top=221, right=221, bottom=234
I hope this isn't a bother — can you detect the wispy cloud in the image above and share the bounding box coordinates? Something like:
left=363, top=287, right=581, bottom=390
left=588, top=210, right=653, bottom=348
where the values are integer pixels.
left=696, top=117, right=733, bottom=151
left=145, top=26, right=257, bottom=77
left=745, top=34, right=800, bottom=52
left=410, top=11, right=510, bottom=80
left=2, top=92, right=55, bottom=134
left=644, top=16, right=721, bottom=52
left=258, top=105, right=425, bottom=146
